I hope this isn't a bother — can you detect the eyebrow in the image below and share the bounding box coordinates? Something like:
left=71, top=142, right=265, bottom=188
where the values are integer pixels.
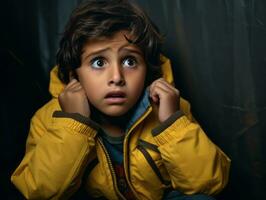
left=82, top=44, right=143, bottom=61
left=120, top=48, right=143, bottom=56
left=82, top=48, right=109, bottom=62
left=118, top=43, right=143, bottom=55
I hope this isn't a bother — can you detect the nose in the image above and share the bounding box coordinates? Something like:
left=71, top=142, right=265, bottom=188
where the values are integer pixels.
left=108, top=64, right=125, bottom=86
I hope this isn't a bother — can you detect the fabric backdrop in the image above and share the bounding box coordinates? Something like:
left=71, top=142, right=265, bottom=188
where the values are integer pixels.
left=1, top=0, right=266, bottom=199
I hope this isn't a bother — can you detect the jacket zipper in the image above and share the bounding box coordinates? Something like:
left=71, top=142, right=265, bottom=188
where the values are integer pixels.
left=98, top=138, right=126, bottom=200
left=123, top=106, right=153, bottom=199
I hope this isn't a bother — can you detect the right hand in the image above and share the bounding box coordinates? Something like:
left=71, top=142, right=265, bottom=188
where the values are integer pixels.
left=58, top=79, right=90, bottom=117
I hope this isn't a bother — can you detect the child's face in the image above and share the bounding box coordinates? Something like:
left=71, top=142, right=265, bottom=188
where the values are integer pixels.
left=76, top=31, right=147, bottom=117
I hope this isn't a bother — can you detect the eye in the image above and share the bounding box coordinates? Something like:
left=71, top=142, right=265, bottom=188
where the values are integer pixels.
left=90, top=57, right=106, bottom=69
left=122, top=56, right=137, bottom=68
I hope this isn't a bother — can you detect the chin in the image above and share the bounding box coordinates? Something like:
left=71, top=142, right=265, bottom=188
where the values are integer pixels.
left=103, top=109, right=129, bottom=117
left=92, top=103, right=137, bottom=120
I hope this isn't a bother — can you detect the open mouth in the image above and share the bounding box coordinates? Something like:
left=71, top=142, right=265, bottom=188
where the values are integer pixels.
left=105, top=91, right=126, bottom=104
left=105, top=91, right=126, bottom=98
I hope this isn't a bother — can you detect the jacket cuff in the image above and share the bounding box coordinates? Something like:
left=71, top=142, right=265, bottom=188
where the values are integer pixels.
left=52, top=111, right=100, bottom=136
left=152, top=110, right=184, bottom=136
left=152, top=112, right=191, bottom=146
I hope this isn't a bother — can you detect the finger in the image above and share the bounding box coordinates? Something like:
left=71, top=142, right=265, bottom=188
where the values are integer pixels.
left=149, top=80, right=163, bottom=101
left=150, top=80, right=173, bottom=95
left=154, top=80, right=180, bottom=99
left=149, top=78, right=164, bottom=94
left=156, top=79, right=179, bottom=93
left=65, top=79, right=78, bottom=89
left=150, top=84, right=169, bottom=103
left=150, top=84, right=169, bottom=97
left=71, top=84, right=84, bottom=92
left=67, top=81, right=82, bottom=91
left=149, top=78, right=170, bottom=94
left=157, top=78, right=175, bottom=87
left=149, top=79, right=175, bottom=101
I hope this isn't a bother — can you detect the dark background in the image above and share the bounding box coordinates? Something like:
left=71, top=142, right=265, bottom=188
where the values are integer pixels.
left=1, top=0, right=266, bottom=199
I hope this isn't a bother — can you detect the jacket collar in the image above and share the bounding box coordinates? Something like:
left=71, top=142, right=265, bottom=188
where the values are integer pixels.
left=125, top=87, right=151, bottom=132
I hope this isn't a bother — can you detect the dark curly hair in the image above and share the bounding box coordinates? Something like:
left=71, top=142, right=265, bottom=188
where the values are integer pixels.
left=56, top=0, right=163, bottom=86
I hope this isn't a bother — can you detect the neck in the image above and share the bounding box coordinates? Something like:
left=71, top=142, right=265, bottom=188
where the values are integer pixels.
left=91, top=107, right=134, bottom=137
left=101, top=123, right=124, bottom=137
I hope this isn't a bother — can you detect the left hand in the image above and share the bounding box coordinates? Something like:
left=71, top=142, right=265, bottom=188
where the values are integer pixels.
left=149, top=78, right=180, bottom=123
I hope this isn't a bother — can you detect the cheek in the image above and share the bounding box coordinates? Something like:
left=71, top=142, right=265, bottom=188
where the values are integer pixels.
left=83, top=84, right=94, bottom=100
left=85, top=82, right=101, bottom=100
left=137, top=69, right=146, bottom=86
left=78, top=75, right=100, bottom=100
left=128, top=71, right=146, bottom=94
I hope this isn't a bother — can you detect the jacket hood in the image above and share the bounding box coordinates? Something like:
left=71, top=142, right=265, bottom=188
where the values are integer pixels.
left=49, top=55, right=174, bottom=98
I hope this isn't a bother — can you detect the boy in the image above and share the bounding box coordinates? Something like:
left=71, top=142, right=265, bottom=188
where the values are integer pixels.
left=11, top=0, right=231, bottom=199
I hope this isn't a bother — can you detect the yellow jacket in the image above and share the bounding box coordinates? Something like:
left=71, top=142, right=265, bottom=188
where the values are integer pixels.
left=11, top=57, right=231, bottom=200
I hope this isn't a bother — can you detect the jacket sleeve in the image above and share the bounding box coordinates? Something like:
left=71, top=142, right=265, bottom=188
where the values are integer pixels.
left=11, top=99, right=99, bottom=200
left=151, top=98, right=231, bottom=195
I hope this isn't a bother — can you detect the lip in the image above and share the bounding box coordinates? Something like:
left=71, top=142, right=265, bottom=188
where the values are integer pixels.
left=104, top=91, right=126, bottom=104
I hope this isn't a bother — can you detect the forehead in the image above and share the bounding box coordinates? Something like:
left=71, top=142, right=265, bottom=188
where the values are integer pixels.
left=82, top=31, right=142, bottom=54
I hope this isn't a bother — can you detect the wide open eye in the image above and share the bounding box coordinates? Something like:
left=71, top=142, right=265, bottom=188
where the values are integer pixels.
left=90, top=57, right=106, bottom=69
left=122, top=56, right=137, bottom=68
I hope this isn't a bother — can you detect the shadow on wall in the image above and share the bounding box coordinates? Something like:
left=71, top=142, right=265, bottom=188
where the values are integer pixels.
left=0, top=48, right=51, bottom=199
